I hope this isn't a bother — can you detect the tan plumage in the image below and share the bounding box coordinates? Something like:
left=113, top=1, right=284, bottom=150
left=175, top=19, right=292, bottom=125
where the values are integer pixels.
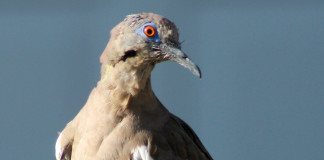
left=56, top=13, right=212, bottom=160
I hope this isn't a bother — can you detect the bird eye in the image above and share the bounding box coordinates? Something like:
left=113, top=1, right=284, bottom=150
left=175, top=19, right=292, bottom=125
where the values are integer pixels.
left=143, top=26, right=156, bottom=37
left=136, top=23, right=161, bottom=43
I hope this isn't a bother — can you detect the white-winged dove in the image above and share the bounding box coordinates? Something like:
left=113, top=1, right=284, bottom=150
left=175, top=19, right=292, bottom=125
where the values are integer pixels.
left=55, top=13, right=212, bottom=160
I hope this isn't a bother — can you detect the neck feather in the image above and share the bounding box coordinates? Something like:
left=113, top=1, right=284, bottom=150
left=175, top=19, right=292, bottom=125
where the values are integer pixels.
left=98, top=62, right=154, bottom=96
left=95, top=62, right=158, bottom=112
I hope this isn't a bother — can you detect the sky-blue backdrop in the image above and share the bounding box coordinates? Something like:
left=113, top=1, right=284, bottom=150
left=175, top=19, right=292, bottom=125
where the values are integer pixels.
left=1, top=1, right=324, bottom=159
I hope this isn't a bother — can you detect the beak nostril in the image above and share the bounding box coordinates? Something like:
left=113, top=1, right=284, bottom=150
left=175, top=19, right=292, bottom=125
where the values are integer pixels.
left=159, top=44, right=201, bottom=78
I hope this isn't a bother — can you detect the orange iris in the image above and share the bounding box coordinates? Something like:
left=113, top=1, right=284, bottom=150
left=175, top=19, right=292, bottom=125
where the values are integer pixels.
left=143, top=26, right=156, bottom=37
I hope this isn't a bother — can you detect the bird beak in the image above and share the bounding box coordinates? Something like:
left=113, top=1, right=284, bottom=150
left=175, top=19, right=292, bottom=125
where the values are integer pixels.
left=161, top=45, right=202, bottom=78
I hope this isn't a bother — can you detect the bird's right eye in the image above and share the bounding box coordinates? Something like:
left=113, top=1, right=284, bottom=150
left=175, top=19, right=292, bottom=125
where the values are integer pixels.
left=143, top=26, right=156, bottom=37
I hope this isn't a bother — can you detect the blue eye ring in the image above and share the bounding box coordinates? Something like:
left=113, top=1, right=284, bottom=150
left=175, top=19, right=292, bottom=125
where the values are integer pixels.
left=136, top=22, right=161, bottom=43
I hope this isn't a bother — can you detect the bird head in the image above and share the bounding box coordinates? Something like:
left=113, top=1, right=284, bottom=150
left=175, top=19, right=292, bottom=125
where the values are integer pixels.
left=100, top=13, right=201, bottom=80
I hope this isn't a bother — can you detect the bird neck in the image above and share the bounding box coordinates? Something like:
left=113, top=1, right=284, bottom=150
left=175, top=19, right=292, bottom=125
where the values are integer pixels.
left=96, top=62, right=160, bottom=112
left=98, top=62, right=155, bottom=96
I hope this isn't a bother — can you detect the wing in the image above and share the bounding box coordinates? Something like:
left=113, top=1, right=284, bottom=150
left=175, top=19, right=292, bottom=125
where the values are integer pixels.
left=55, top=121, right=76, bottom=160
left=170, top=114, right=213, bottom=160
left=55, top=132, right=72, bottom=160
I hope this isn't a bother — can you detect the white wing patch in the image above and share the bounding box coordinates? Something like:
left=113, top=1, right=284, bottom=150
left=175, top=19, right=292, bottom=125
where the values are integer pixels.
left=131, top=145, right=154, bottom=160
left=55, top=132, right=63, bottom=160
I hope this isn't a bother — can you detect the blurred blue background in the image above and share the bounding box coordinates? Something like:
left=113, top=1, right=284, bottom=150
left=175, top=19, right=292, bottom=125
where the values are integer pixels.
left=1, top=0, right=324, bottom=159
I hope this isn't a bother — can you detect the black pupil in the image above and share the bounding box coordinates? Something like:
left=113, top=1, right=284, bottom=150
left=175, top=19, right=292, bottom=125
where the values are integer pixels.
left=147, top=29, right=152, bottom=35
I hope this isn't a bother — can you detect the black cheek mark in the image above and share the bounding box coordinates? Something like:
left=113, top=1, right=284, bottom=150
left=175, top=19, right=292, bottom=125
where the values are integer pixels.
left=120, top=50, right=137, bottom=62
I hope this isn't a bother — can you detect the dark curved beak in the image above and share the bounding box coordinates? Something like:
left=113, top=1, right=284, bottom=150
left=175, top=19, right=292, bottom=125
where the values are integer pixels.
left=161, top=45, right=202, bottom=78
